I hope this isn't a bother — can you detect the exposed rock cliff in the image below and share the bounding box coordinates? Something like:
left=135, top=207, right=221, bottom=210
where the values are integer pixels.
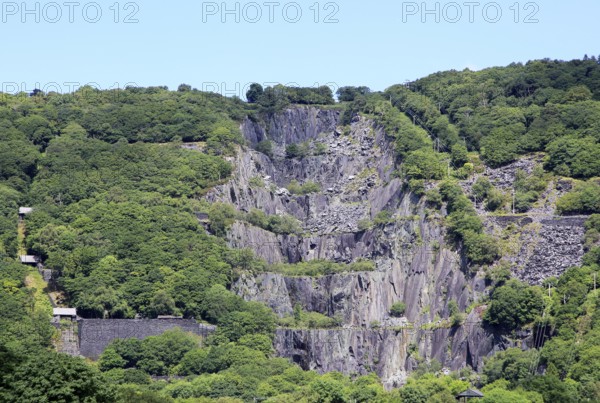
left=206, top=106, right=585, bottom=387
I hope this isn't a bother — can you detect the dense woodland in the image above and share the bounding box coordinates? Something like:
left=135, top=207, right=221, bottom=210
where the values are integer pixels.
left=1, top=58, right=600, bottom=401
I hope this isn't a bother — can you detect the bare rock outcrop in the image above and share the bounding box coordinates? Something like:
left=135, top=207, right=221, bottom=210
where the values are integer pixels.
left=206, top=106, right=583, bottom=386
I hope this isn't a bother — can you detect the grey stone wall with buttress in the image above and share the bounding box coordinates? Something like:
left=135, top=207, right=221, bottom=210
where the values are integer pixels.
left=77, top=319, right=215, bottom=359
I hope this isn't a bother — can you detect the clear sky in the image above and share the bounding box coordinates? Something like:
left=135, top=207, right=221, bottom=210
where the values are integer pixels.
left=1, top=0, right=598, bottom=97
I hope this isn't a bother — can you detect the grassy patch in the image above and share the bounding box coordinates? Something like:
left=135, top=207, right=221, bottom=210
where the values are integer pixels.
left=279, top=305, right=341, bottom=329
left=25, top=269, right=53, bottom=316
left=265, top=259, right=375, bottom=277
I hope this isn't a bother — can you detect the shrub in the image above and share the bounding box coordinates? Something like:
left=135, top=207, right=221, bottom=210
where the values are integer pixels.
left=404, top=149, right=447, bottom=180
left=440, top=181, right=499, bottom=266
left=208, top=203, right=237, bottom=237
left=463, top=231, right=500, bottom=266
left=246, top=209, right=268, bottom=228
left=480, top=130, right=519, bottom=168
left=485, top=189, right=505, bottom=211
left=448, top=300, right=464, bottom=326
left=451, top=143, right=469, bottom=166
left=373, top=211, right=393, bottom=226
left=287, top=180, right=321, bottom=195
left=286, top=142, right=310, bottom=159
left=245, top=209, right=302, bottom=235
left=357, top=219, right=373, bottom=231
left=513, top=167, right=549, bottom=213
left=484, top=279, right=544, bottom=330
left=255, top=140, right=273, bottom=157
left=473, top=177, right=493, bottom=200
left=557, top=181, right=600, bottom=215
left=426, top=189, right=443, bottom=208
left=390, top=302, right=406, bottom=317
left=314, top=142, right=328, bottom=155
left=287, top=180, right=302, bottom=194
left=249, top=176, right=264, bottom=188
left=408, top=179, right=425, bottom=196
left=267, top=214, right=302, bottom=235
left=300, top=181, right=321, bottom=194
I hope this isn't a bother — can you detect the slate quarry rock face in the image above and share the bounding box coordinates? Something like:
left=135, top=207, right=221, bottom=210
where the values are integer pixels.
left=206, top=106, right=585, bottom=388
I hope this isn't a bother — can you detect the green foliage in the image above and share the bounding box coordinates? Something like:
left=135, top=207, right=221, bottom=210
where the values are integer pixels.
left=408, top=179, right=425, bottom=196
left=484, top=280, right=544, bottom=330
left=279, top=305, right=340, bottom=329
left=266, top=259, right=375, bottom=277
left=245, top=209, right=302, bottom=235
left=546, top=136, right=600, bottom=178
left=472, top=176, right=505, bottom=212
left=249, top=176, right=265, bottom=188
left=463, top=231, right=501, bottom=265
left=357, top=218, right=373, bottom=231
left=404, top=149, right=447, bottom=180
left=473, top=177, right=493, bottom=200
left=485, top=263, right=512, bottom=285
left=387, top=58, right=600, bottom=174
left=485, top=189, right=505, bottom=212
left=448, top=300, right=465, bottom=326
left=336, top=86, right=371, bottom=102
left=385, top=85, right=459, bottom=151
left=373, top=210, right=393, bottom=226
left=246, top=83, right=264, bottom=103
left=483, top=348, right=539, bottom=387
left=30, top=133, right=232, bottom=206
left=480, top=129, right=520, bottom=167
left=481, top=382, right=542, bottom=403
left=287, top=180, right=321, bottom=195
left=512, top=167, right=549, bottom=213
left=255, top=139, right=273, bottom=157
left=314, top=142, right=328, bottom=155
left=451, top=143, right=469, bottom=166
left=440, top=181, right=499, bottom=266
left=425, top=189, right=443, bottom=209
left=285, top=142, right=310, bottom=159
left=207, top=202, right=238, bottom=237
left=1, top=85, right=246, bottom=146
left=98, top=328, right=201, bottom=376
left=399, top=373, right=469, bottom=403
left=557, top=181, right=600, bottom=215
left=215, top=301, right=277, bottom=343
left=251, top=84, right=334, bottom=113
left=1, top=349, right=115, bottom=402
left=390, top=302, right=406, bottom=317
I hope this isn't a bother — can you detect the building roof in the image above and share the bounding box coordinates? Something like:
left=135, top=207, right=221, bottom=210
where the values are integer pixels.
left=19, top=207, right=33, bottom=215
left=53, top=308, right=77, bottom=317
left=456, top=389, right=484, bottom=399
left=19, top=255, right=38, bottom=264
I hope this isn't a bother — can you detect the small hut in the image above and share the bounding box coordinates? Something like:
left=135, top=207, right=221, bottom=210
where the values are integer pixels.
left=18, top=207, right=33, bottom=220
left=456, top=389, right=484, bottom=401
left=19, top=255, right=39, bottom=265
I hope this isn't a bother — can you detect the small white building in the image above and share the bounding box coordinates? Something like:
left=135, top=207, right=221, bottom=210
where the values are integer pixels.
left=19, top=255, right=39, bottom=265
left=18, top=207, right=33, bottom=218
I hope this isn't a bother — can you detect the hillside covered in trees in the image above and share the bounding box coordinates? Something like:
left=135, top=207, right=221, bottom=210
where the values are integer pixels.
left=2, top=57, right=600, bottom=402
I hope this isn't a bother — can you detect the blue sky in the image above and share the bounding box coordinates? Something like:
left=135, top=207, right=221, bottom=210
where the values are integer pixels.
left=1, top=0, right=598, bottom=96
